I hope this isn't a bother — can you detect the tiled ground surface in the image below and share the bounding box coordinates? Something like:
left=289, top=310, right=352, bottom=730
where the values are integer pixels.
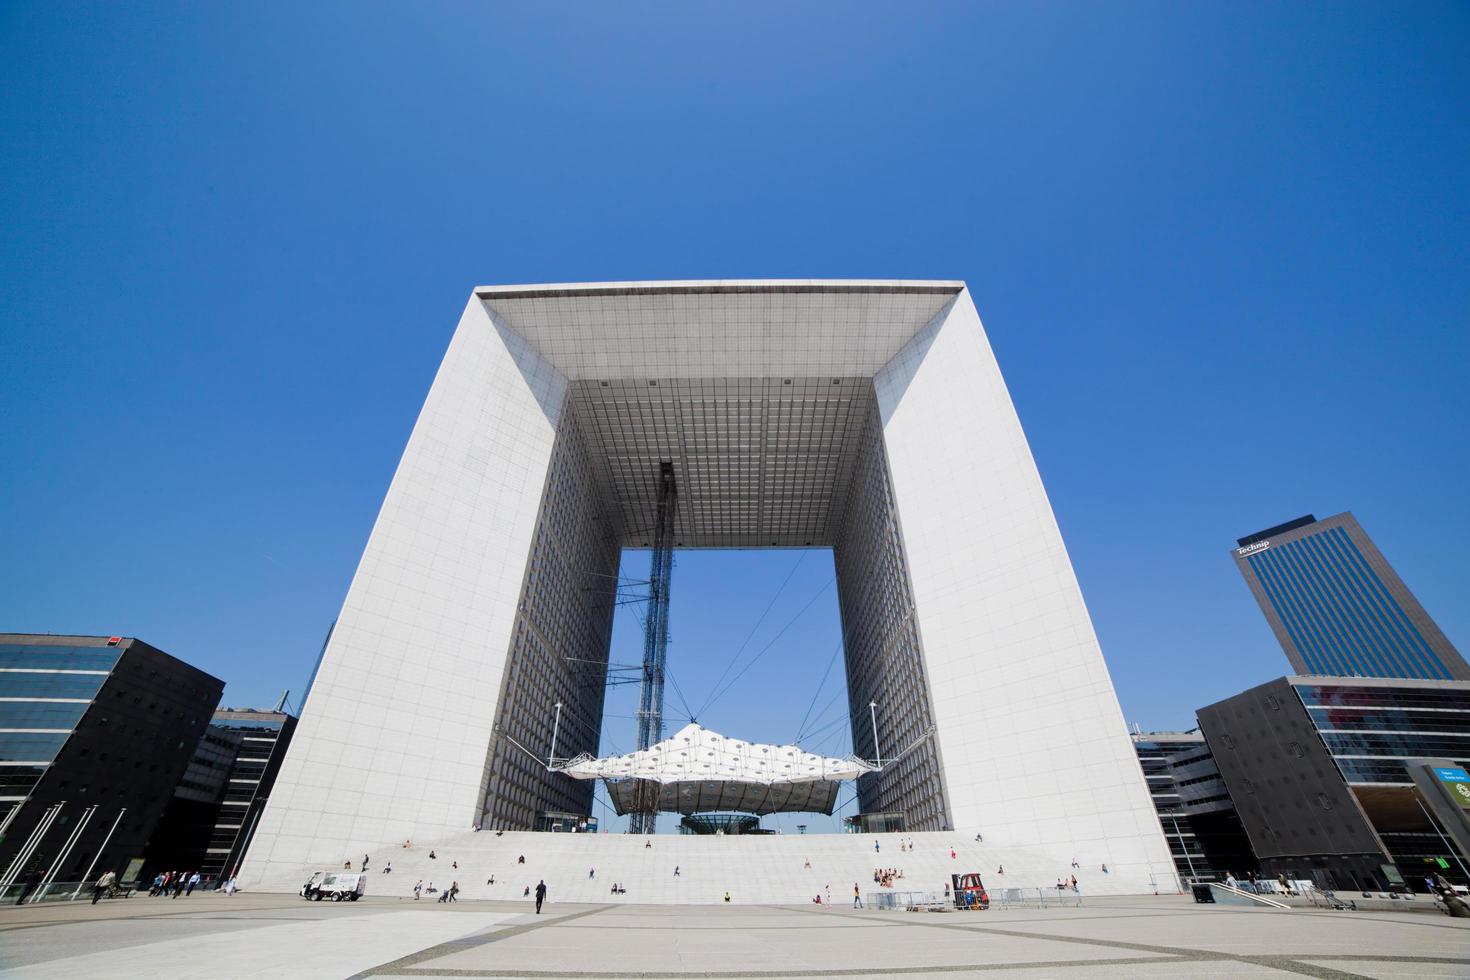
left=1, top=893, right=1466, bottom=979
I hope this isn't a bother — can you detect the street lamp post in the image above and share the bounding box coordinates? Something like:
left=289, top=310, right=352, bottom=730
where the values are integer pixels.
left=1169, top=814, right=1199, bottom=882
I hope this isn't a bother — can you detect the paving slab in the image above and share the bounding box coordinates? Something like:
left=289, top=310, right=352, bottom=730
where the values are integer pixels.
left=0, top=893, right=1465, bottom=980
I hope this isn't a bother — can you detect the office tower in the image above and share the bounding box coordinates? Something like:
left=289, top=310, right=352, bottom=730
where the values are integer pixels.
left=1232, top=513, right=1469, bottom=680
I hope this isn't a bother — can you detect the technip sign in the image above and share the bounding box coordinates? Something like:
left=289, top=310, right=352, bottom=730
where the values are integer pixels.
left=1236, top=541, right=1271, bottom=558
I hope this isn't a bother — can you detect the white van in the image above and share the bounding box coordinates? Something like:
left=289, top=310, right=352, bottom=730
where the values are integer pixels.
left=302, top=872, right=365, bottom=901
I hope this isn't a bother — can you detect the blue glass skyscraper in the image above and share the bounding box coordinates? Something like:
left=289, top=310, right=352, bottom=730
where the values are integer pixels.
left=1232, top=513, right=1469, bottom=681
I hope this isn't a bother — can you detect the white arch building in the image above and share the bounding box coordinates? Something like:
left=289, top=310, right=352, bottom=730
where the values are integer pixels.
left=241, top=281, right=1172, bottom=891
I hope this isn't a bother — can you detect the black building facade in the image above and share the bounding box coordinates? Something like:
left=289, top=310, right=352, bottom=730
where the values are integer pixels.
left=1198, top=675, right=1470, bottom=892
left=143, top=708, right=297, bottom=882
left=1132, top=731, right=1256, bottom=882
left=0, top=634, right=223, bottom=895
left=1231, top=513, right=1469, bottom=681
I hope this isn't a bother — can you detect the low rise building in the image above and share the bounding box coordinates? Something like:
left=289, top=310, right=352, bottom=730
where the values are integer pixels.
left=1198, top=675, right=1470, bottom=892
left=1131, top=730, right=1255, bottom=881
left=142, top=707, right=297, bottom=882
left=0, top=634, right=223, bottom=893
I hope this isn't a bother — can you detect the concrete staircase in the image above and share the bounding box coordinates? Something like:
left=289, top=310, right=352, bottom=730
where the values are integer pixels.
left=245, top=830, right=1181, bottom=905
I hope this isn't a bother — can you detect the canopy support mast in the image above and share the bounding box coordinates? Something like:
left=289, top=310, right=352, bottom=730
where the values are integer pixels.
left=630, top=461, right=677, bottom=834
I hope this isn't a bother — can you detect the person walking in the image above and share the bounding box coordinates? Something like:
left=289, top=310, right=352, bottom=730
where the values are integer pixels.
left=91, top=869, right=116, bottom=904
left=852, top=884, right=863, bottom=909
left=448, top=881, right=459, bottom=903
left=186, top=871, right=201, bottom=896
left=14, top=866, right=43, bottom=906
left=414, top=879, right=423, bottom=901
left=534, top=879, right=547, bottom=914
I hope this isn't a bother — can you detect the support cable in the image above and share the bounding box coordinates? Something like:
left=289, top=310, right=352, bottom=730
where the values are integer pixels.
left=792, top=641, right=843, bottom=743
left=693, top=551, right=808, bottom=719
left=700, top=577, right=835, bottom=715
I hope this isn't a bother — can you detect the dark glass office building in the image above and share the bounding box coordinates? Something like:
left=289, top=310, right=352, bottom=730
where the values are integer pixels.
left=142, top=707, right=297, bottom=882
left=1232, top=513, right=1469, bottom=681
left=0, top=634, right=223, bottom=896
left=1198, top=675, right=1470, bottom=892
left=1132, top=731, right=1256, bottom=882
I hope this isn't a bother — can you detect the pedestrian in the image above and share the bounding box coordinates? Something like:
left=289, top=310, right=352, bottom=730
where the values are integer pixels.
left=950, top=848, right=956, bottom=860
left=150, top=873, right=164, bottom=896
left=224, top=878, right=237, bottom=896
left=172, top=874, right=186, bottom=898
left=644, top=839, right=652, bottom=849
left=487, top=875, right=496, bottom=885
left=429, top=850, right=437, bottom=860
left=534, top=879, right=547, bottom=914
left=852, top=883, right=862, bottom=909
left=724, top=891, right=731, bottom=903
left=186, top=871, right=200, bottom=896
left=414, top=880, right=423, bottom=901
left=14, top=866, right=43, bottom=906
left=448, top=881, right=459, bottom=902
left=997, top=865, right=1004, bottom=875
left=589, top=868, right=595, bottom=879
left=804, top=858, right=811, bottom=870
left=517, top=854, right=525, bottom=864
left=383, top=862, right=392, bottom=875
left=524, top=885, right=531, bottom=896
left=1070, top=875, right=1077, bottom=889
left=91, top=869, right=116, bottom=904
left=363, top=853, right=369, bottom=872
left=674, top=865, right=680, bottom=876
left=344, top=860, right=351, bottom=870
left=874, top=840, right=880, bottom=853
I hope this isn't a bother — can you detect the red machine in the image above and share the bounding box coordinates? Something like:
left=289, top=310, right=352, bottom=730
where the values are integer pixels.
left=951, top=872, right=990, bottom=910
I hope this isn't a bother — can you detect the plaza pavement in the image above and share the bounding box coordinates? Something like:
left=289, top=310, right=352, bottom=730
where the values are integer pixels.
left=0, top=892, right=1466, bottom=979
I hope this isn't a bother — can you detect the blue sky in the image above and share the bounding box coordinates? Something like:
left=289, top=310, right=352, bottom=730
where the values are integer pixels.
left=2, top=4, right=1467, bottom=833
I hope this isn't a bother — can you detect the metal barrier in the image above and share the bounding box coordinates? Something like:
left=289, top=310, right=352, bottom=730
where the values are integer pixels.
left=865, top=887, right=1084, bottom=911
left=997, top=887, right=1082, bottom=909
left=0, top=881, right=134, bottom=904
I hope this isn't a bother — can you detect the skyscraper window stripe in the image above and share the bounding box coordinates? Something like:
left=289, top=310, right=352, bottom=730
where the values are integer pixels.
left=1322, top=528, right=1445, bottom=679
left=1300, top=533, right=1419, bottom=678
left=1265, top=544, right=1356, bottom=675
left=1276, top=540, right=1378, bottom=675
left=1292, top=537, right=1401, bottom=678
left=1251, top=551, right=1334, bottom=674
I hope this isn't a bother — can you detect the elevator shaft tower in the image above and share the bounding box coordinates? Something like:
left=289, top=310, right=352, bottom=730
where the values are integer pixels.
left=630, top=461, right=677, bottom=834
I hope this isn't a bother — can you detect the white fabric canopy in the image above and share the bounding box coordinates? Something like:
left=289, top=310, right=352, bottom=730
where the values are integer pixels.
left=555, top=723, right=873, bottom=785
